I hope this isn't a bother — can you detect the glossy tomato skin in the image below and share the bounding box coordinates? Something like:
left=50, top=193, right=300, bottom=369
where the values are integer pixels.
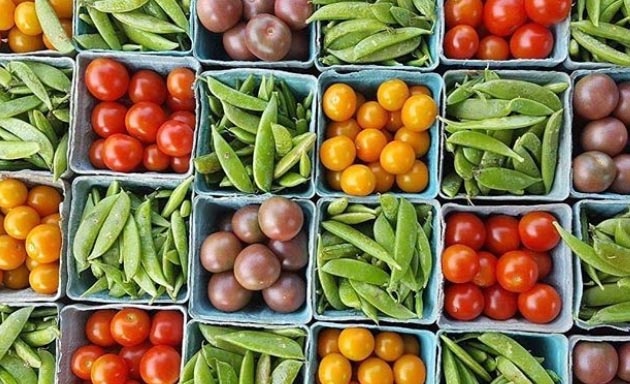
left=85, top=58, right=130, bottom=101
left=119, top=343, right=151, bottom=380
left=156, top=120, right=194, bottom=157
left=110, top=308, right=151, bottom=347
left=128, top=70, right=167, bottom=105
left=484, top=215, right=520, bottom=255
left=445, top=212, right=486, bottom=250
left=91, top=354, right=129, bottom=384
left=441, top=244, right=480, bottom=284
left=483, top=284, right=518, bottom=320
left=496, top=250, right=539, bottom=293
left=524, top=0, right=571, bottom=26
left=143, top=145, right=171, bottom=172
left=445, top=0, right=483, bottom=28
left=125, top=102, right=168, bottom=144
left=166, top=94, right=195, bottom=112
left=71, top=345, right=106, bottom=380
left=91, top=102, right=128, bottom=138
left=444, top=283, right=484, bottom=321
left=167, top=68, right=195, bottom=100
left=170, top=155, right=190, bottom=174
left=89, top=139, right=107, bottom=169
left=472, top=251, right=497, bottom=287
left=169, top=111, right=195, bottom=130
left=476, top=35, right=510, bottom=60
left=524, top=250, right=552, bottom=279
left=518, top=283, right=561, bottom=323
left=149, top=311, right=183, bottom=347
left=85, top=310, right=116, bottom=347
left=483, top=0, right=527, bottom=37
left=509, top=23, right=554, bottom=59
left=518, top=211, right=560, bottom=252
left=444, top=25, right=479, bottom=59
left=139, top=345, right=181, bottom=384
left=102, top=134, right=144, bottom=173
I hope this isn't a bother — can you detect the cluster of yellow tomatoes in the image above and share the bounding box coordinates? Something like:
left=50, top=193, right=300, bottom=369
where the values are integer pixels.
left=319, top=79, right=437, bottom=196
left=0, top=0, right=72, bottom=53
left=317, top=327, right=427, bottom=384
left=0, top=179, right=62, bottom=294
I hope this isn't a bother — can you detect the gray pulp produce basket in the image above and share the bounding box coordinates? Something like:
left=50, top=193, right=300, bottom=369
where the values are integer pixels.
left=194, top=68, right=318, bottom=198
left=315, top=70, right=443, bottom=199
left=0, top=173, right=69, bottom=303
left=440, top=17, right=570, bottom=67
left=69, top=52, right=201, bottom=179
left=573, top=199, right=630, bottom=331
left=313, top=197, right=441, bottom=325
left=0, top=55, right=75, bottom=179
left=183, top=319, right=310, bottom=384
left=65, top=175, right=192, bottom=304
left=435, top=330, right=569, bottom=383
left=440, top=70, right=572, bottom=202
left=308, top=322, right=437, bottom=383
left=570, top=69, right=630, bottom=199
left=313, top=2, right=442, bottom=72
left=191, top=0, right=316, bottom=68
left=72, top=0, right=194, bottom=56
left=569, top=335, right=630, bottom=383
left=189, top=195, right=314, bottom=325
left=437, top=203, right=574, bottom=333
left=59, top=303, right=187, bottom=384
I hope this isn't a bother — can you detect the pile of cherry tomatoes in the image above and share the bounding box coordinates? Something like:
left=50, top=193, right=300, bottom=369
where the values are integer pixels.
left=319, top=79, right=436, bottom=196
left=442, top=211, right=562, bottom=324
left=70, top=308, right=183, bottom=384
left=0, top=178, right=62, bottom=295
left=85, top=58, right=196, bottom=174
left=443, top=0, right=570, bottom=60
left=317, top=327, right=427, bottom=384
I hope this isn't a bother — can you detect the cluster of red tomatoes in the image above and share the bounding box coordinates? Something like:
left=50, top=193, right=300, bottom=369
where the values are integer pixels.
left=70, top=308, right=183, bottom=384
left=85, top=58, right=196, bottom=174
left=443, top=0, right=571, bottom=60
left=442, top=211, right=562, bottom=324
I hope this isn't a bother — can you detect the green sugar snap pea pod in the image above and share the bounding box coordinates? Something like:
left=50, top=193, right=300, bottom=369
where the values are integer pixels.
left=194, top=351, right=214, bottom=384
left=37, top=349, right=55, bottom=384
left=317, top=236, right=345, bottom=311
left=112, top=12, right=185, bottom=34
left=74, top=194, right=119, bottom=272
left=454, top=149, right=475, bottom=181
left=350, top=280, right=416, bottom=319
left=374, top=213, right=395, bottom=253
left=0, top=354, right=36, bottom=384
left=87, top=6, right=122, bottom=50
left=330, top=212, right=375, bottom=225
left=475, top=167, right=541, bottom=192
left=152, top=0, right=190, bottom=31
left=324, top=19, right=389, bottom=50
left=217, top=361, right=238, bottom=384
left=273, top=133, right=315, bottom=179
left=0, top=142, right=40, bottom=161
left=443, top=115, right=547, bottom=132
left=74, top=34, right=110, bottom=49
left=390, top=199, right=417, bottom=285
left=206, top=77, right=267, bottom=112
left=442, top=347, right=462, bottom=384
left=582, top=283, right=630, bottom=306
left=307, top=2, right=375, bottom=22
left=215, top=331, right=304, bottom=360
left=212, top=126, right=255, bottom=193
left=0, top=307, right=33, bottom=362
left=339, top=279, right=361, bottom=308
left=496, top=357, right=532, bottom=384
left=0, top=96, right=42, bottom=119
left=441, top=335, right=492, bottom=382
left=442, top=172, right=463, bottom=198
left=327, top=198, right=348, bottom=216
left=255, top=353, right=271, bottom=384
left=136, top=200, right=172, bottom=289
left=91, top=0, right=149, bottom=13
left=587, top=301, right=630, bottom=324
left=447, top=131, right=524, bottom=162
left=322, top=259, right=389, bottom=285
left=572, top=20, right=630, bottom=46
left=0, top=118, right=54, bottom=167
left=270, top=360, right=302, bottom=384
left=253, top=95, right=277, bottom=192
left=120, top=24, right=180, bottom=51
left=446, top=99, right=512, bottom=121
left=222, top=102, right=260, bottom=135
left=34, top=0, right=74, bottom=53
left=89, top=192, right=131, bottom=260
left=541, top=109, right=562, bottom=194
left=5, top=62, right=51, bottom=111
left=572, top=29, right=630, bottom=65
left=472, top=79, right=563, bottom=111
left=239, top=350, right=254, bottom=384
left=586, top=0, right=600, bottom=26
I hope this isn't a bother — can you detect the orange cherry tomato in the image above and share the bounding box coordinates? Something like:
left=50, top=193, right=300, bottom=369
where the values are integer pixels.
left=25, top=256, right=39, bottom=271
left=340, top=165, right=376, bottom=197
left=326, top=170, right=342, bottom=191
left=385, top=110, right=403, bottom=132
left=402, top=335, right=420, bottom=355
left=338, top=328, right=375, bottom=361
left=401, top=95, right=437, bottom=132
left=14, top=2, right=42, bottom=36
left=355, top=92, right=366, bottom=110
left=318, top=353, right=352, bottom=384
left=3, top=263, right=29, bottom=289
left=356, top=101, right=389, bottom=130
left=50, top=0, right=73, bottom=18
left=25, top=223, right=61, bottom=264
left=396, top=160, right=429, bottom=193
left=4, top=205, right=40, bottom=240
left=41, top=213, right=60, bottom=225
left=0, top=179, right=28, bottom=209
left=320, top=136, right=356, bottom=172
left=357, top=357, right=394, bottom=384
left=395, top=128, right=431, bottom=157
left=8, top=26, right=44, bottom=52
left=379, top=141, right=416, bottom=175
left=355, top=128, right=388, bottom=163
left=368, top=162, right=395, bottom=193
left=0, top=235, right=26, bottom=270
left=374, top=332, right=404, bottom=362
left=0, top=214, right=5, bottom=235
left=0, top=0, right=16, bottom=31
left=27, top=185, right=62, bottom=217
left=326, top=119, right=361, bottom=140
left=29, top=262, right=59, bottom=294
left=318, top=328, right=341, bottom=357
left=323, top=83, right=357, bottom=122
left=377, top=79, right=410, bottom=111
left=409, top=85, right=432, bottom=96
left=393, top=354, right=427, bottom=384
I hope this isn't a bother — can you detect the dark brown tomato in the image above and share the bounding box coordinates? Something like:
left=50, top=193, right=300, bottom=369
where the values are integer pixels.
left=573, top=341, right=618, bottom=384
left=207, top=271, right=252, bottom=312
left=218, top=211, right=234, bottom=232
left=223, top=22, right=256, bottom=61
left=573, top=151, right=617, bottom=193
left=262, top=272, right=306, bottom=313
left=233, top=244, right=281, bottom=290
left=284, top=30, right=309, bottom=60
left=614, top=83, right=630, bottom=125
left=618, top=342, right=630, bottom=381
left=580, top=117, right=628, bottom=157
left=197, top=0, right=242, bottom=33
left=200, top=231, right=242, bottom=273
left=274, top=0, right=313, bottom=30
left=612, top=154, right=630, bottom=194
left=232, top=205, right=266, bottom=244
left=573, top=74, right=619, bottom=120
left=242, top=0, right=274, bottom=20
left=258, top=196, right=304, bottom=241
left=245, top=14, right=292, bottom=61
left=267, top=231, right=308, bottom=271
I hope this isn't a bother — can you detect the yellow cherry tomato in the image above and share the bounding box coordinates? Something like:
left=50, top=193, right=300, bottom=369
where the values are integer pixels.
left=318, top=353, right=352, bottom=384
left=8, top=26, right=44, bottom=52
left=326, top=119, right=361, bottom=140
left=15, top=2, right=42, bottom=36
left=50, top=0, right=73, bottom=19
left=357, top=357, right=394, bottom=384
left=320, top=136, right=356, bottom=172
left=395, top=128, right=431, bottom=157
left=409, top=85, right=432, bottom=96
left=385, top=110, right=403, bottom=132
left=3, top=263, right=29, bottom=289
left=338, top=327, right=375, bottom=362
left=401, top=95, right=437, bottom=132
left=0, top=235, right=26, bottom=271
left=402, top=335, right=420, bottom=355
left=355, top=128, right=388, bottom=163
left=326, top=170, right=342, bottom=191
left=368, top=162, right=395, bottom=193
left=25, top=255, right=40, bottom=271
left=377, top=79, right=410, bottom=111
left=393, top=354, right=427, bottom=384
left=4, top=205, right=39, bottom=240
left=41, top=213, right=61, bottom=225
left=356, top=101, right=389, bottom=130
left=0, top=0, right=16, bottom=31
left=318, top=328, right=341, bottom=358
left=379, top=141, right=416, bottom=175
left=396, top=160, right=429, bottom=193
left=323, top=83, right=357, bottom=122
left=0, top=179, right=28, bottom=209
left=26, top=223, right=61, bottom=264
left=340, top=165, right=376, bottom=197
left=29, top=262, right=59, bottom=294
left=374, top=332, right=404, bottom=362
left=27, top=185, right=62, bottom=217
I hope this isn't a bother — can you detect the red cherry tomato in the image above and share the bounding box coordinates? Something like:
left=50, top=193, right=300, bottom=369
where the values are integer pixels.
left=149, top=311, right=183, bottom=347
left=483, top=0, right=527, bottom=37
left=89, top=139, right=107, bottom=169
left=518, top=211, right=560, bottom=252
left=476, top=35, right=510, bottom=60
left=125, top=102, right=168, bottom=144
left=444, top=283, right=484, bottom=321
left=445, top=0, right=483, bottom=28
left=167, top=67, right=195, bottom=100
left=496, top=250, right=539, bottom=293
left=518, top=283, right=561, bottom=323
left=444, top=25, right=479, bottom=59
left=166, top=94, right=195, bottom=112
left=524, top=0, right=571, bottom=26
left=91, top=354, right=129, bottom=384
left=509, top=23, right=554, bottom=59
left=119, top=343, right=151, bottom=380
left=156, top=120, right=194, bottom=157
left=170, top=155, right=190, bottom=174
left=442, top=244, right=480, bottom=284
left=128, top=69, right=167, bottom=105
left=523, top=250, right=552, bottom=279
left=110, top=308, right=151, bottom=347
left=445, top=212, right=486, bottom=250
left=139, top=345, right=181, bottom=384
left=85, top=58, right=130, bottom=101
left=91, top=102, right=128, bottom=138
left=483, top=285, right=518, bottom=320
left=169, top=111, right=196, bottom=130
left=102, top=134, right=144, bottom=173
left=472, top=251, right=497, bottom=287
left=143, top=144, right=171, bottom=172
left=85, top=310, right=116, bottom=347
left=484, top=215, right=520, bottom=255
left=71, top=345, right=105, bottom=380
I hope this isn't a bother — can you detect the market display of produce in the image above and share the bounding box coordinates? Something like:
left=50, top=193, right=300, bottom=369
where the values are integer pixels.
left=2, top=0, right=630, bottom=382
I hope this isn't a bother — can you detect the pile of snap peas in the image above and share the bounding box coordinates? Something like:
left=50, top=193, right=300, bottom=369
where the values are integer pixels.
left=555, top=206, right=630, bottom=326
left=0, top=61, right=71, bottom=179
left=0, top=306, right=58, bottom=384
left=181, top=324, right=305, bottom=384
left=74, top=0, right=191, bottom=52
left=441, top=333, right=561, bottom=384
left=441, top=70, right=567, bottom=198
left=570, top=0, right=630, bottom=66
left=72, top=178, right=191, bottom=301
left=309, top=0, right=436, bottom=67
left=195, top=74, right=315, bottom=193
left=316, top=194, right=433, bottom=321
